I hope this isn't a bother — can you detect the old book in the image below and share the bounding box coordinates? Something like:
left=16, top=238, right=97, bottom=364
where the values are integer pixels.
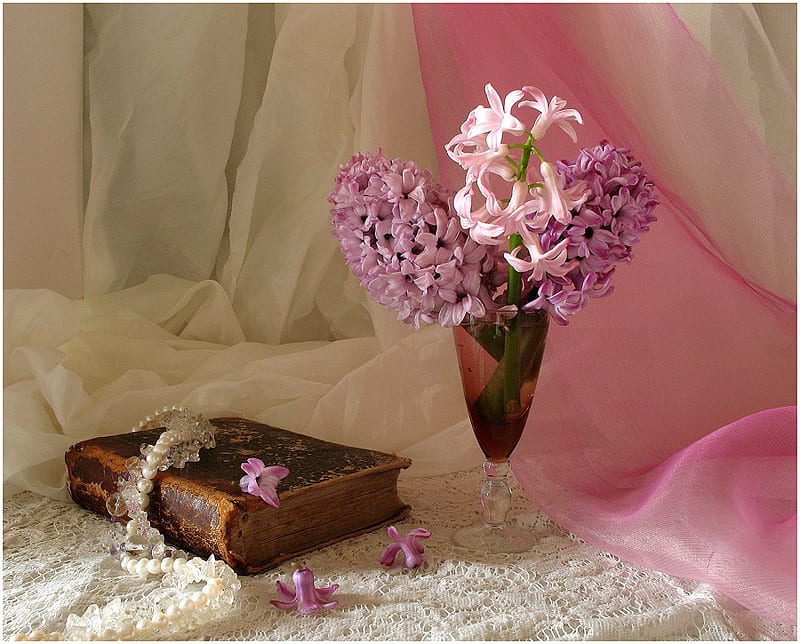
left=65, top=417, right=412, bottom=574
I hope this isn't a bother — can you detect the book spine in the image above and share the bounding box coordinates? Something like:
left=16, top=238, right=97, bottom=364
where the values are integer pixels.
left=65, top=445, right=231, bottom=563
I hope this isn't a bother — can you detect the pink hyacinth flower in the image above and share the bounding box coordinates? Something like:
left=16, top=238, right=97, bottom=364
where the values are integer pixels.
left=239, top=458, right=289, bottom=507
left=453, top=182, right=506, bottom=245
left=271, top=567, right=339, bottom=614
left=505, top=236, right=577, bottom=282
left=520, top=86, right=583, bottom=142
left=379, top=525, right=432, bottom=569
left=464, top=83, right=527, bottom=149
left=445, top=134, right=515, bottom=183
left=535, top=161, right=590, bottom=225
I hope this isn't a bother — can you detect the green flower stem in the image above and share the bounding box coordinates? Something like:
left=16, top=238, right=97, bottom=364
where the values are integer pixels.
left=517, top=136, right=534, bottom=183
left=504, top=233, right=523, bottom=413
left=506, top=234, right=523, bottom=304
left=501, top=133, right=539, bottom=416
left=470, top=134, right=546, bottom=420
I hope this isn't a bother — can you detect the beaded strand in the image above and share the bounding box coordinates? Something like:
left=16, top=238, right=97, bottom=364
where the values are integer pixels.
left=12, top=407, right=241, bottom=641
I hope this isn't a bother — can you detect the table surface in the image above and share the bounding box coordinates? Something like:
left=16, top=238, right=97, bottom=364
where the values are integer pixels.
left=3, top=469, right=795, bottom=641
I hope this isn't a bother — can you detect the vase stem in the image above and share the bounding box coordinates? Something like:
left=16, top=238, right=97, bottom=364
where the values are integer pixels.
left=481, top=460, right=511, bottom=527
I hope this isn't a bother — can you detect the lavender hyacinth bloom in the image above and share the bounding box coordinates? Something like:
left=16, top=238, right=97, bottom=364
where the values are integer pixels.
left=523, top=140, right=658, bottom=324
left=329, top=151, right=491, bottom=328
left=379, top=525, right=431, bottom=569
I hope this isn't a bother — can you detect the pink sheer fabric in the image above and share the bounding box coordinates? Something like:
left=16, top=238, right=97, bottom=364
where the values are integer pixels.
left=412, top=3, right=796, bottom=624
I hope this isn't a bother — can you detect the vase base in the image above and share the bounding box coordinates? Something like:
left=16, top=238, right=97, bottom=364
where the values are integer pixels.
left=452, top=522, right=534, bottom=554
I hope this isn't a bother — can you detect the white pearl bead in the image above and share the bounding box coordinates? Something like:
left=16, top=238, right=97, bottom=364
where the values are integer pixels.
left=145, top=452, right=162, bottom=467
left=178, top=598, right=195, bottom=612
left=11, top=634, right=28, bottom=640
left=34, top=411, right=227, bottom=643
left=191, top=591, right=208, bottom=607
left=135, top=559, right=149, bottom=577
left=204, top=578, right=222, bottom=600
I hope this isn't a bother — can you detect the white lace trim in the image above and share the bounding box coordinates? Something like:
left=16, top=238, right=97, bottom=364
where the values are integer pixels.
left=3, top=469, right=795, bottom=640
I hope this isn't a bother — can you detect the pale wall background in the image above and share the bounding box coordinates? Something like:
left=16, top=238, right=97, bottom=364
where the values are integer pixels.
left=4, top=3, right=83, bottom=299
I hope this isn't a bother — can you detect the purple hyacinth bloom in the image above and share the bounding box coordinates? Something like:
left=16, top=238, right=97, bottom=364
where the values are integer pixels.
left=271, top=567, right=339, bottom=614
left=521, top=140, right=657, bottom=324
left=379, top=525, right=431, bottom=569
left=329, top=151, right=488, bottom=329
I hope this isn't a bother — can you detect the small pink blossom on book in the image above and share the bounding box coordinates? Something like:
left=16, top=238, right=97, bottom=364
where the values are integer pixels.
left=271, top=567, right=339, bottom=614
left=239, top=458, right=289, bottom=507
left=380, top=526, right=431, bottom=569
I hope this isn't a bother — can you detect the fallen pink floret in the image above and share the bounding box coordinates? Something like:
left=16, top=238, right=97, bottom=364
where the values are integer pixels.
left=380, top=525, right=431, bottom=569
left=271, top=567, right=339, bottom=614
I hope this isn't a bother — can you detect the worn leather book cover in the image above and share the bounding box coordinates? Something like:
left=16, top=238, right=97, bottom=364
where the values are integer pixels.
left=65, top=418, right=412, bottom=574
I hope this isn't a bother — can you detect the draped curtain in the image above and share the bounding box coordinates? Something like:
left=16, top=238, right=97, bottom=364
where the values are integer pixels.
left=4, top=2, right=795, bottom=626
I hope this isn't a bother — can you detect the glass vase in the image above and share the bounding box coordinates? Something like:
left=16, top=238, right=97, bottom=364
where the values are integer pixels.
left=452, top=308, right=549, bottom=553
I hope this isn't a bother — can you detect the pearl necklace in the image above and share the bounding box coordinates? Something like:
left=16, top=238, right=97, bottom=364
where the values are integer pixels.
left=13, top=407, right=241, bottom=641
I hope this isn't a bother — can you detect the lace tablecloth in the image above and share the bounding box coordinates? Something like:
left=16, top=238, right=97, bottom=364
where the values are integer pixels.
left=4, top=469, right=795, bottom=641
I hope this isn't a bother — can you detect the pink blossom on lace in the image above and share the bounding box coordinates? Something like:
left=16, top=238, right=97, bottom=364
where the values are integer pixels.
left=239, top=459, right=289, bottom=507
left=271, top=567, right=339, bottom=614
left=379, top=525, right=432, bottom=569
left=520, top=86, right=583, bottom=142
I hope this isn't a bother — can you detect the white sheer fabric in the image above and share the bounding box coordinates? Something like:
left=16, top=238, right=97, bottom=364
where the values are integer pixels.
left=3, top=4, right=794, bottom=505
left=673, top=3, right=796, bottom=181
left=5, top=3, right=483, bottom=501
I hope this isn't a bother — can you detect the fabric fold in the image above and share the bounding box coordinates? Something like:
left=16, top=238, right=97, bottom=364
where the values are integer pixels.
left=413, top=1, right=796, bottom=625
